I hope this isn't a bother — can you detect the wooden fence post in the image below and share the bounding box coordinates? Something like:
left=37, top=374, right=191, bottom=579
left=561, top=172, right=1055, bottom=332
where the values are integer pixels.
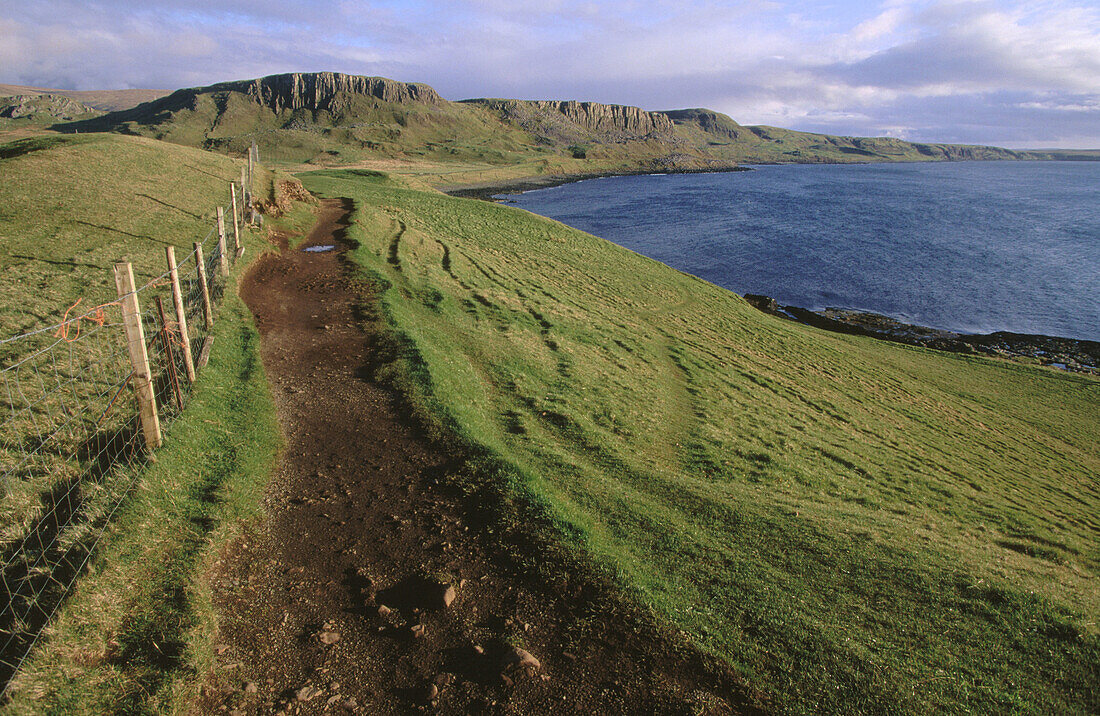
left=230, top=183, right=241, bottom=255
left=165, top=246, right=196, bottom=383
left=113, top=261, right=161, bottom=450
left=194, top=242, right=213, bottom=330
left=241, top=165, right=249, bottom=209
left=216, top=207, right=229, bottom=277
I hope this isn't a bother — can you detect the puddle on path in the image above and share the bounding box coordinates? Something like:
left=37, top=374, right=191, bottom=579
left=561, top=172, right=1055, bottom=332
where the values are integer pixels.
left=303, top=244, right=336, bottom=253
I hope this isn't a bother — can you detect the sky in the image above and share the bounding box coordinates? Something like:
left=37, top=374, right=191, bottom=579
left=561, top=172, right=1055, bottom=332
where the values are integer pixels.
left=2, top=0, right=1099, bottom=148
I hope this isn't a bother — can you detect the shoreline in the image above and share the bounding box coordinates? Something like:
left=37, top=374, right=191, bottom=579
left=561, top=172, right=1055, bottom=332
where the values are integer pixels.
left=439, top=165, right=751, bottom=201
left=444, top=167, right=1098, bottom=375
left=744, top=295, right=1100, bottom=375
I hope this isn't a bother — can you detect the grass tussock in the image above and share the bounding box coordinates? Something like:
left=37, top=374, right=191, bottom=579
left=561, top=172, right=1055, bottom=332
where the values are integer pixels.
left=299, top=168, right=1100, bottom=715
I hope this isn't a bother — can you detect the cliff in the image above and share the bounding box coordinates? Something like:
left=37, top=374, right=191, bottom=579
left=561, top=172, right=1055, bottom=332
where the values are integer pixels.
left=203, top=72, right=442, bottom=112
left=56, top=71, right=1040, bottom=171
left=468, top=98, right=675, bottom=141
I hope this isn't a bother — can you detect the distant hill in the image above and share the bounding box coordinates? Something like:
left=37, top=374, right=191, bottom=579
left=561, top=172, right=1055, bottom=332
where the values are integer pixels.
left=0, top=94, right=101, bottom=122
left=60, top=72, right=1029, bottom=172
left=1019, top=148, right=1100, bottom=161
left=0, top=83, right=169, bottom=112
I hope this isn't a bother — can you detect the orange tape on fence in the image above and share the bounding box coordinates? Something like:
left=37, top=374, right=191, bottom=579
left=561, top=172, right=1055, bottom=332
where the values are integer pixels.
left=161, top=320, right=185, bottom=349
left=53, top=298, right=120, bottom=343
left=53, top=275, right=175, bottom=343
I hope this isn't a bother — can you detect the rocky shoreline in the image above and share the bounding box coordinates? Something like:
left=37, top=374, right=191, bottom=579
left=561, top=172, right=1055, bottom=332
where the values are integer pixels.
left=445, top=173, right=1098, bottom=377
left=441, top=166, right=751, bottom=202
left=744, top=294, right=1100, bottom=375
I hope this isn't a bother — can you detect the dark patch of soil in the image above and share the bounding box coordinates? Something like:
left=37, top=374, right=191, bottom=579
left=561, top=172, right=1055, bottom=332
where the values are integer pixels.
left=196, top=199, right=764, bottom=714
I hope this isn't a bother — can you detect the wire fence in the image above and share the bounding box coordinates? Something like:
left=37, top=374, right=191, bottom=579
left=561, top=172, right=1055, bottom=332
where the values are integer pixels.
left=0, top=184, right=247, bottom=694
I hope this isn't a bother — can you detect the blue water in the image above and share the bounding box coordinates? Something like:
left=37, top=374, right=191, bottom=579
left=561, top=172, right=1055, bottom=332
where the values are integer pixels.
left=499, top=162, right=1100, bottom=341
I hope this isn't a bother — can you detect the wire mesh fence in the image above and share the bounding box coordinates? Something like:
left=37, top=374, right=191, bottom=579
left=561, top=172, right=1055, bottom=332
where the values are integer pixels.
left=0, top=186, right=246, bottom=694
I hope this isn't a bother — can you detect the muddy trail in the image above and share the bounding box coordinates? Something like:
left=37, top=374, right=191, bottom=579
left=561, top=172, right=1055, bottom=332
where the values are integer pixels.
left=198, top=198, right=762, bottom=715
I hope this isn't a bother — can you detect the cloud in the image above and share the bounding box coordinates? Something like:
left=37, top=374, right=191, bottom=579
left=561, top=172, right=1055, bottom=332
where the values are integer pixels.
left=828, top=2, right=1100, bottom=95
left=1, top=0, right=1098, bottom=147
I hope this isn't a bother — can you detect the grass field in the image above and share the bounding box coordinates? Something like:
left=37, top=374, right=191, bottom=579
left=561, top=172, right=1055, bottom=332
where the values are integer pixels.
left=0, top=133, right=282, bottom=712
left=0, top=133, right=263, bottom=559
left=300, top=169, right=1099, bottom=714
left=0, top=133, right=263, bottom=341
left=5, top=292, right=279, bottom=715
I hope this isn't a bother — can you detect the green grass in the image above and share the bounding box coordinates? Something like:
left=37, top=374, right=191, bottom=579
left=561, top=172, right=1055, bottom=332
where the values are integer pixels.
left=1, top=132, right=277, bottom=566
left=270, top=199, right=319, bottom=249
left=0, top=132, right=282, bottom=712
left=0, top=133, right=268, bottom=554
left=4, top=292, right=280, bottom=714
left=0, top=133, right=270, bottom=341
left=299, top=168, right=1100, bottom=715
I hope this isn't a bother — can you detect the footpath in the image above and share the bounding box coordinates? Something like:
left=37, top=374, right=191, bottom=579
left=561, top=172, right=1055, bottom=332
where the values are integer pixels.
left=198, top=198, right=758, bottom=714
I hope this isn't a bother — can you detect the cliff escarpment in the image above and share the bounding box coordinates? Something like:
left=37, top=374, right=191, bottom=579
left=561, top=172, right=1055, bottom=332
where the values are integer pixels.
left=60, top=72, right=444, bottom=141
left=57, top=71, right=1040, bottom=174
left=469, top=98, right=675, bottom=141
left=205, top=72, right=442, bottom=112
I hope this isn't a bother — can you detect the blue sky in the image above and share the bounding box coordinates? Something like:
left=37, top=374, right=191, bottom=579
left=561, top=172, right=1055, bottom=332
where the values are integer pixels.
left=2, top=0, right=1098, bottom=148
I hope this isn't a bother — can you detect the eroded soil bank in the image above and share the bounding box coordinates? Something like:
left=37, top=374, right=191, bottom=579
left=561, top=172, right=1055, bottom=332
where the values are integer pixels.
left=196, top=198, right=761, bottom=714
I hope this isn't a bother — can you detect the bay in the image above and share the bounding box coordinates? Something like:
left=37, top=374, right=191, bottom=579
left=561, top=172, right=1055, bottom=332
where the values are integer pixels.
left=498, top=162, right=1100, bottom=341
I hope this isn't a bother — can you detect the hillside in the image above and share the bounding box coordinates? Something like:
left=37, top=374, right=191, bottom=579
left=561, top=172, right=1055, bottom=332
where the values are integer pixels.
left=59, top=72, right=1027, bottom=179
left=0, top=134, right=261, bottom=338
left=0, top=83, right=170, bottom=111
left=1, top=118, right=1096, bottom=713
left=296, top=168, right=1098, bottom=714
left=0, top=133, right=282, bottom=711
left=0, top=94, right=101, bottom=122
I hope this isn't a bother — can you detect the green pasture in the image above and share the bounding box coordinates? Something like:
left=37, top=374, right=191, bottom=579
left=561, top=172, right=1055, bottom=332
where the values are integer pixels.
left=0, top=133, right=281, bottom=713
left=301, top=168, right=1099, bottom=715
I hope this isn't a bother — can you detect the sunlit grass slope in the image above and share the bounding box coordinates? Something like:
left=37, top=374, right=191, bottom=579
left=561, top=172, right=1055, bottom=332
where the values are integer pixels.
left=300, top=169, right=1099, bottom=715
left=0, top=133, right=281, bottom=712
left=0, top=133, right=272, bottom=341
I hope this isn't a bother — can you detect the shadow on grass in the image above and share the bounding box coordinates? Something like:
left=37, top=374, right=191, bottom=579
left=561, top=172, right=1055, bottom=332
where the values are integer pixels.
left=0, top=425, right=141, bottom=694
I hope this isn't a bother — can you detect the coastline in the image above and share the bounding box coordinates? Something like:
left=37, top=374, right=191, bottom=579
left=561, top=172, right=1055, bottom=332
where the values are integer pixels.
left=439, top=165, right=752, bottom=201
left=445, top=166, right=1098, bottom=375
left=438, top=158, right=1089, bottom=202
left=745, top=295, right=1100, bottom=374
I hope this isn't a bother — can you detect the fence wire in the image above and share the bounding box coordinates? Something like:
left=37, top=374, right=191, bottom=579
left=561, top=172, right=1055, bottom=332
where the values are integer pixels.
left=0, top=191, right=244, bottom=694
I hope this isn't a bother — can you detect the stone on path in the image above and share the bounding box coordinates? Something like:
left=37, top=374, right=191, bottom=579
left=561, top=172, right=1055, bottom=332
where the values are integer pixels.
left=501, top=646, right=541, bottom=677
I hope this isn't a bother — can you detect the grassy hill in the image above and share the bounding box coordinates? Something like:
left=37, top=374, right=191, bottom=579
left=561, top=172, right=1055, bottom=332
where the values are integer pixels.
left=59, top=72, right=1028, bottom=181
left=0, top=133, right=258, bottom=341
left=3, top=114, right=1096, bottom=712
left=0, top=84, right=170, bottom=112
left=298, top=168, right=1099, bottom=714
left=0, top=133, right=281, bottom=712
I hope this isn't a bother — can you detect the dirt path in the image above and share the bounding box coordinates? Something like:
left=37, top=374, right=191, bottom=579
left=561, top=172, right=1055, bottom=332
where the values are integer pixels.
left=198, top=198, right=761, bottom=715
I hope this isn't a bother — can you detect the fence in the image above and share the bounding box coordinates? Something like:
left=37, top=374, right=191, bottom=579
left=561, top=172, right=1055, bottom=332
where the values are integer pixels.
left=0, top=170, right=253, bottom=694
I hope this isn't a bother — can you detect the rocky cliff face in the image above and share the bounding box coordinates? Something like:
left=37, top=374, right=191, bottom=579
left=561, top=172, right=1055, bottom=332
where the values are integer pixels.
left=541, top=100, right=673, bottom=135
left=477, top=99, right=674, bottom=139
left=207, top=72, right=443, bottom=112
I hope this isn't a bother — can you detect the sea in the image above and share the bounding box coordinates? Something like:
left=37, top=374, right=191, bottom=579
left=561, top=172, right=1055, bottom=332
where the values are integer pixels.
left=497, top=161, right=1100, bottom=342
